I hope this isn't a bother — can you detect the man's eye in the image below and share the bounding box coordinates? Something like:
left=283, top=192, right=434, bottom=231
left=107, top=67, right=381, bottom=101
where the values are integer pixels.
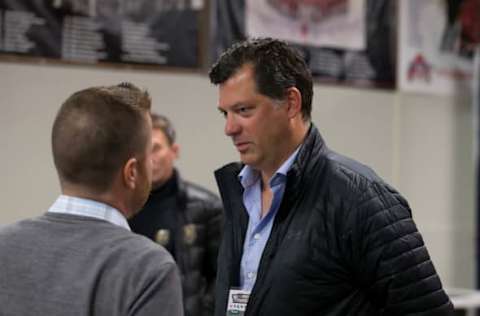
left=218, top=109, right=227, bottom=118
left=238, top=107, right=251, bottom=114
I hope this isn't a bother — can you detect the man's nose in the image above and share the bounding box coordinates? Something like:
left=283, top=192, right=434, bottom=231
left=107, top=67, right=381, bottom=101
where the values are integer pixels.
left=224, top=113, right=240, bottom=136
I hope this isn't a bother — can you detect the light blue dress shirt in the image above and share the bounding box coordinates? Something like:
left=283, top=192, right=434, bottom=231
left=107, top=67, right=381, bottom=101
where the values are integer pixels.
left=48, top=195, right=130, bottom=231
left=238, top=147, right=300, bottom=291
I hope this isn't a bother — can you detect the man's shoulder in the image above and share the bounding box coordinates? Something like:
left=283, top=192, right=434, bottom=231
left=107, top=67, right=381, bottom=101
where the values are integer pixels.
left=0, top=215, right=175, bottom=269
left=0, top=215, right=54, bottom=239
left=324, top=151, right=379, bottom=183
left=319, top=149, right=405, bottom=208
left=0, top=220, right=29, bottom=244
left=178, top=178, right=223, bottom=224
left=182, top=179, right=221, bottom=204
left=319, top=149, right=388, bottom=198
left=83, top=226, right=177, bottom=277
left=112, top=228, right=172, bottom=256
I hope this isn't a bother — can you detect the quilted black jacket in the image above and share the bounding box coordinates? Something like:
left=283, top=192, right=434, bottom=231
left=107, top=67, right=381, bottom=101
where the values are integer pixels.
left=214, top=125, right=453, bottom=316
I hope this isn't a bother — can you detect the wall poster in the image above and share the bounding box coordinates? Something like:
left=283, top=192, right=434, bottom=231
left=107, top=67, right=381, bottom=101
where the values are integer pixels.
left=0, top=0, right=204, bottom=68
left=398, top=0, right=479, bottom=95
left=211, top=0, right=396, bottom=88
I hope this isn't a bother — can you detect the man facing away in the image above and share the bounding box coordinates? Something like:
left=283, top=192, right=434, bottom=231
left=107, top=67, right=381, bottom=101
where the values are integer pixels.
left=129, top=113, right=223, bottom=316
left=0, top=83, right=183, bottom=316
left=209, top=38, right=454, bottom=315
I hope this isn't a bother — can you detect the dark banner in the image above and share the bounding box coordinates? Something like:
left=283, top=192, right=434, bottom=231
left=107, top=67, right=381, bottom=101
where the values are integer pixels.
left=0, top=0, right=202, bottom=68
left=211, top=0, right=396, bottom=88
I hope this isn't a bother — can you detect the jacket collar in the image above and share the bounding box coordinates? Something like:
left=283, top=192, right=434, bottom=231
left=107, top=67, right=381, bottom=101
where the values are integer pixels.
left=214, top=123, right=327, bottom=216
left=285, top=123, right=326, bottom=198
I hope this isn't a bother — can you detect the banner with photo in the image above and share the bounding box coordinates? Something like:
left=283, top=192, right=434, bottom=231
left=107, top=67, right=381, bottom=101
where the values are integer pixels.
left=247, top=0, right=365, bottom=51
left=398, top=0, right=479, bottom=95
left=211, top=0, right=395, bottom=88
left=0, top=0, right=203, bottom=68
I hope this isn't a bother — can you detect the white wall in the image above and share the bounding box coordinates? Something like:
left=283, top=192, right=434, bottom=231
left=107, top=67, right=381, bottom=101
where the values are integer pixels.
left=0, top=60, right=475, bottom=289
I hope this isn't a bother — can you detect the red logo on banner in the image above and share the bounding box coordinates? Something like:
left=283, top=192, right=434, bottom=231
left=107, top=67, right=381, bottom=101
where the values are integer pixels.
left=407, top=54, right=432, bottom=83
left=266, top=0, right=348, bottom=23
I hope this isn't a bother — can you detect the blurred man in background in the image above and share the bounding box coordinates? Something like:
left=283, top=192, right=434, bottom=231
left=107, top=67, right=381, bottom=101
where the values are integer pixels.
left=129, top=113, right=223, bottom=316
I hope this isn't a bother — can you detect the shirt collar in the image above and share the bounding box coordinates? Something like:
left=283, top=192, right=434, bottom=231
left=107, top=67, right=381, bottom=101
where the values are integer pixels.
left=48, top=195, right=130, bottom=231
left=238, top=146, right=301, bottom=189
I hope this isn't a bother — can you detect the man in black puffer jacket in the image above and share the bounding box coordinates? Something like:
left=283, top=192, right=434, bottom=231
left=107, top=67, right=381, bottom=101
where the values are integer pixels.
left=208, top=38, right=453, bottom=315
left=129, top=113, right=223, bottom=316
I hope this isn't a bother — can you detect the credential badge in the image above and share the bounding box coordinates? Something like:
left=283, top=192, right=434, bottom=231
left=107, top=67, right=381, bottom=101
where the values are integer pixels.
left=155, top=229, right=170, bottom=246
left=183, top=224, right=197, bottom=245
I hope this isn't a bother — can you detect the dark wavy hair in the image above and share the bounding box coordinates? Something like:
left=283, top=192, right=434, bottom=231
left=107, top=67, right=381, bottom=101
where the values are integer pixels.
left=209, top=38, right=313, bottom=121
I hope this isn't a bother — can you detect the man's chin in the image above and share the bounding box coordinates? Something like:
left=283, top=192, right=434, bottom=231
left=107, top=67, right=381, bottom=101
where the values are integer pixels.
left=239, top=153, right=256, bottom=167
left=151, top=180, right=164, bottom=190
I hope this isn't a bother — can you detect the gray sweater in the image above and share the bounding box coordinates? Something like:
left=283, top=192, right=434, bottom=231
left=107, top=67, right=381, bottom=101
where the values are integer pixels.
left=0, top=213, right=183, bottom=316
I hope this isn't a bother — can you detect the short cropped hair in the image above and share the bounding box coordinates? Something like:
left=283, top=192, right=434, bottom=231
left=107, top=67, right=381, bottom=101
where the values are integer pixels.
left=52, top=82, right=151, bottom=193
left=151, top=113, right=176, bottom=145
left=209, top=38, right=313, bottom=121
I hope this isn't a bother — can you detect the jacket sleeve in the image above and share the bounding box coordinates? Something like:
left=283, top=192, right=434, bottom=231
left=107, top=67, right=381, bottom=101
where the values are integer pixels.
left=128, top=261, right=183, bottom=316
left=350, top=182, right=454, bottom=315
left=202, top=198, right=224, bottom=316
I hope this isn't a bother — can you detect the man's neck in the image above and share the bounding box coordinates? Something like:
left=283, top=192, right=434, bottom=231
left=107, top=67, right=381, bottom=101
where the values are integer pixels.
left=61, top=184, right=129, bottom=218
left=152, top=171, right=176, bottom=191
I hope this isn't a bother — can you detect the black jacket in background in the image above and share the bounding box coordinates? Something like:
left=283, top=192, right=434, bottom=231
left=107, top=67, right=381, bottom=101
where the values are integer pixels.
left=129, top=171, right=223, bottom=316
left=214, top=125, right=453, bottom=316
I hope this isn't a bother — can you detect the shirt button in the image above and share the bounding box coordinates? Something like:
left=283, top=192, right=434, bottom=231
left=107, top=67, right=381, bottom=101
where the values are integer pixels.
left=254, top=233, right=260, bottom=240
left=247, top=272, right=255, bottom=279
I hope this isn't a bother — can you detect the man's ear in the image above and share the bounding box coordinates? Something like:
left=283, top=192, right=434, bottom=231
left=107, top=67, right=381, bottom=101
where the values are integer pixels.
left=285, top=87, right=302, bottom=119
left=123, top=157, right=138, bottom=189
left=171, top=143, right=180, bottom=160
